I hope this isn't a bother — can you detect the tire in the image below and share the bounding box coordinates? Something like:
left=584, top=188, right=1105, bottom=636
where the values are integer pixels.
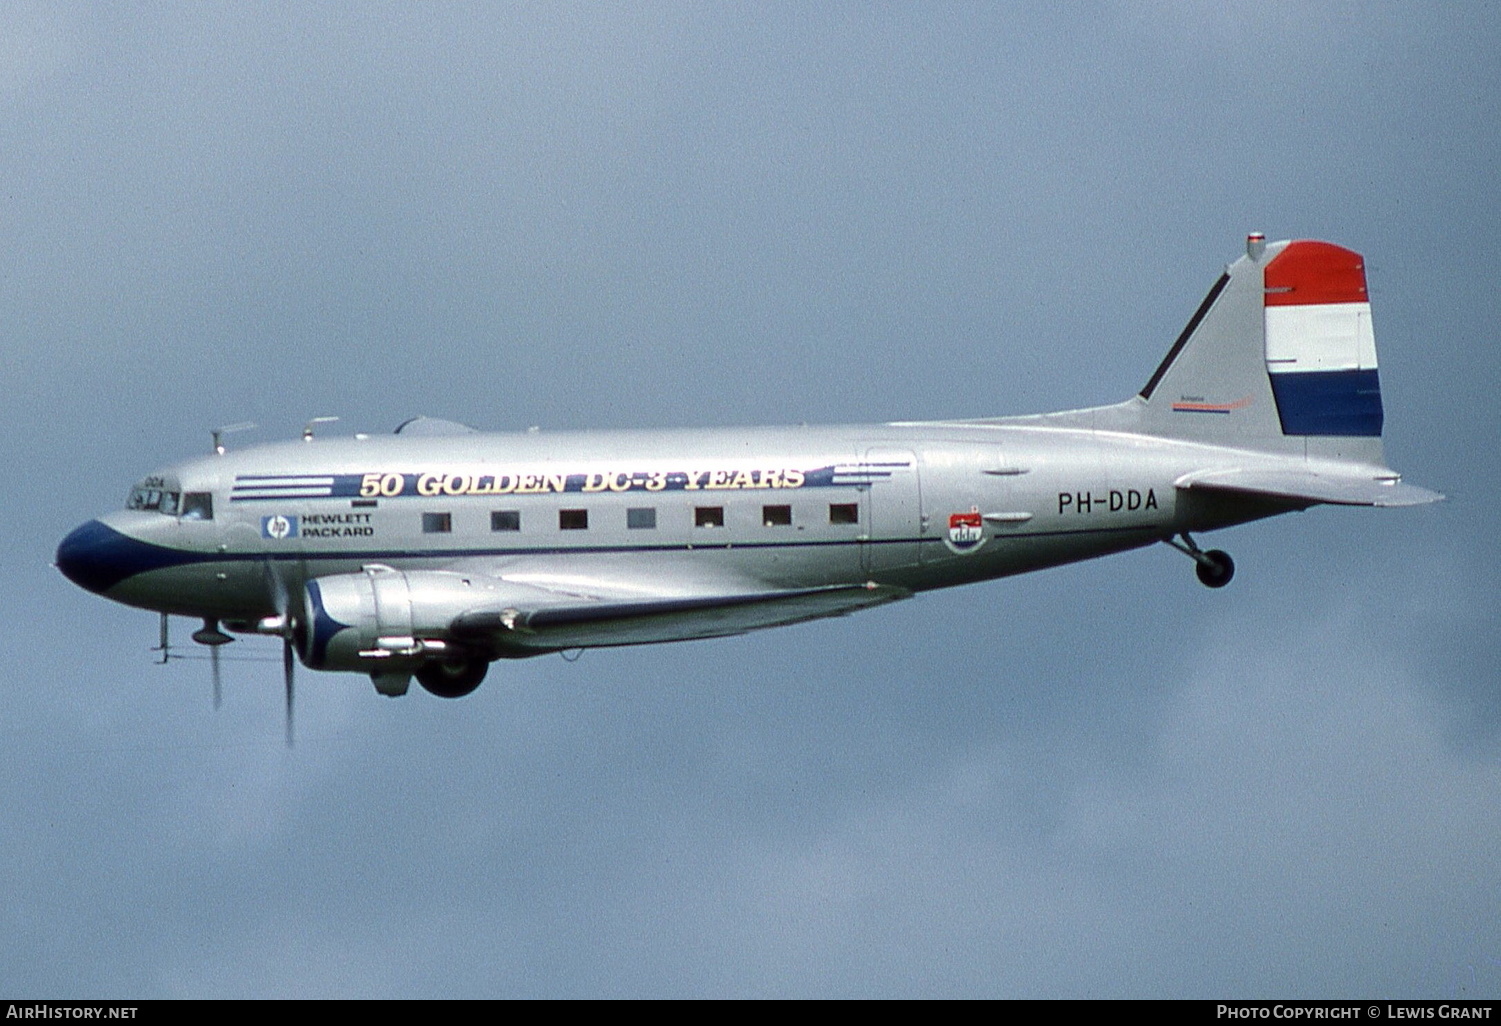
left=1195, top=550, right=1235, bottom=589
left=415, top=656, right=489, bottom=698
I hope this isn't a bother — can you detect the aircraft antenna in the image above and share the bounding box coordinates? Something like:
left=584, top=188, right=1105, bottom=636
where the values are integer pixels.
left=210, top=422, right=256, bottom=455
left=152, top=612, right=171, bottom=664
left=191, top=619, right=234, bottom=710
left=302, top=416, right=339, bottom=441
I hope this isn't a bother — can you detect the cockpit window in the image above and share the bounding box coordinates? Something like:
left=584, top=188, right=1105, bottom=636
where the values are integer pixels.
left=181, top=492, right=213, bottom=520
left=126, top=487, right=181, bottom=514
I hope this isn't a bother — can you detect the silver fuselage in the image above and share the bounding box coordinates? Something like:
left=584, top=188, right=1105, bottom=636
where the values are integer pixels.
left=70, top=418, right=1293, bottom=626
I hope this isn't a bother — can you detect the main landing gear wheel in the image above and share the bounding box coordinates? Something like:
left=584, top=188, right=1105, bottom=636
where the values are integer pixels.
left=415, top=656, right=489, bottom=699
left=1194, top=549, right=1235, bottom=589
left=1165, top=533, right=1236, bottom=589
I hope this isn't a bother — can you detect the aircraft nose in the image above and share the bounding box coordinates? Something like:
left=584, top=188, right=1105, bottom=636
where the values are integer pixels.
left=56, top=519, right=137, bottom=595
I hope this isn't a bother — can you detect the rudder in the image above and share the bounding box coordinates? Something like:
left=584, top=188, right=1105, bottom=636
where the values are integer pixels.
left=1263, top=240, right=1383, bottom=437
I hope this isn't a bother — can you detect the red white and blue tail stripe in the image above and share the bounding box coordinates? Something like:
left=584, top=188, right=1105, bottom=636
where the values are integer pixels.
left=1263, top=241, right=1383, bottom=437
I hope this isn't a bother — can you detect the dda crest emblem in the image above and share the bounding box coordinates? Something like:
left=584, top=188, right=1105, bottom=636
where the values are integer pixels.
left=945, top=508, right=984, bottom=553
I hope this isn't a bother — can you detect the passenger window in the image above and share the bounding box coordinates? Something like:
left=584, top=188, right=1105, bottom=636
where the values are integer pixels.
left=181, top=493, right=214, bottom=521
left=422, top=512, right=452, bottom=534
left=627, top=507, right=656, bottom=530
left=694, top=506, right=725, bottom=528
left=762, top=504, right=792, bottom=526
left=492, top=510, right=521, bottom=532
left=829, top=503, right=859, bottom=525
left=559, top=509, right=588, bottom=530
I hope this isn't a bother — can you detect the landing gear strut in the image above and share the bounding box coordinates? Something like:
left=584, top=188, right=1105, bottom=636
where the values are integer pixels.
left=1165, top=533, right=1235, bottom=589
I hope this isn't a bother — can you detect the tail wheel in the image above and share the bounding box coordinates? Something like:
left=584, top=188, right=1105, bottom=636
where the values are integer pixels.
left=415, top=656, right=489, bottom=698
left=1195, top=549, right=1235, bottom=589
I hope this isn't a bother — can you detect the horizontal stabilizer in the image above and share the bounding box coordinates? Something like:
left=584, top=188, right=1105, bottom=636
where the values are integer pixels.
left=1176, top=468, right=1444, bottom=508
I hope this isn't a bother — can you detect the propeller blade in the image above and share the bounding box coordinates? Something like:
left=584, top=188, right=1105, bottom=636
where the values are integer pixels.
left=283, top=636, right=295, bottom=748
left=265, top=560, right=290, bottom=618
left=263, top=560, right=297, bottom=747
left=211, top=644, right=222, bottom=711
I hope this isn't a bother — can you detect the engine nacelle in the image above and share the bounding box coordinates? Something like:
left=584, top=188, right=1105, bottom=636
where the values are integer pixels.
left=297, top=564, right=489, bottom=674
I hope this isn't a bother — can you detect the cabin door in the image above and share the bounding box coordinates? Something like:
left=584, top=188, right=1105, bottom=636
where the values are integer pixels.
left=861, top=447, right=922, bottom=574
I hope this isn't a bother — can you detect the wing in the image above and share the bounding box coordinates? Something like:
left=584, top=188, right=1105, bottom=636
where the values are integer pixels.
left=439, top=554, right=909, bottom=653
left=1175, top=467, right=1444, bottom=508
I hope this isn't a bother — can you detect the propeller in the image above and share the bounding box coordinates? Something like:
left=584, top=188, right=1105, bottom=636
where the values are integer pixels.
left=261, top=561, right=298, bottom=748
left=283, top=634, right=295, bottom=748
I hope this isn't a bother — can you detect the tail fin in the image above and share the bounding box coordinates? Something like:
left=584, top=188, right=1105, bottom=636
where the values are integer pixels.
left=1132, top=235, right=1385, bottom=464
left=985, top=234, right=1439, bottom=506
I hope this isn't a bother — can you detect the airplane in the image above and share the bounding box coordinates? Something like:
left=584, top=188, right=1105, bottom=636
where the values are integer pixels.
left=56, top=234, right=1441, bottom=742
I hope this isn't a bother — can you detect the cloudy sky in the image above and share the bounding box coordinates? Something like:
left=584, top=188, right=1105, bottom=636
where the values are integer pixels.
left=3, top=2, right=1498, bottom=998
